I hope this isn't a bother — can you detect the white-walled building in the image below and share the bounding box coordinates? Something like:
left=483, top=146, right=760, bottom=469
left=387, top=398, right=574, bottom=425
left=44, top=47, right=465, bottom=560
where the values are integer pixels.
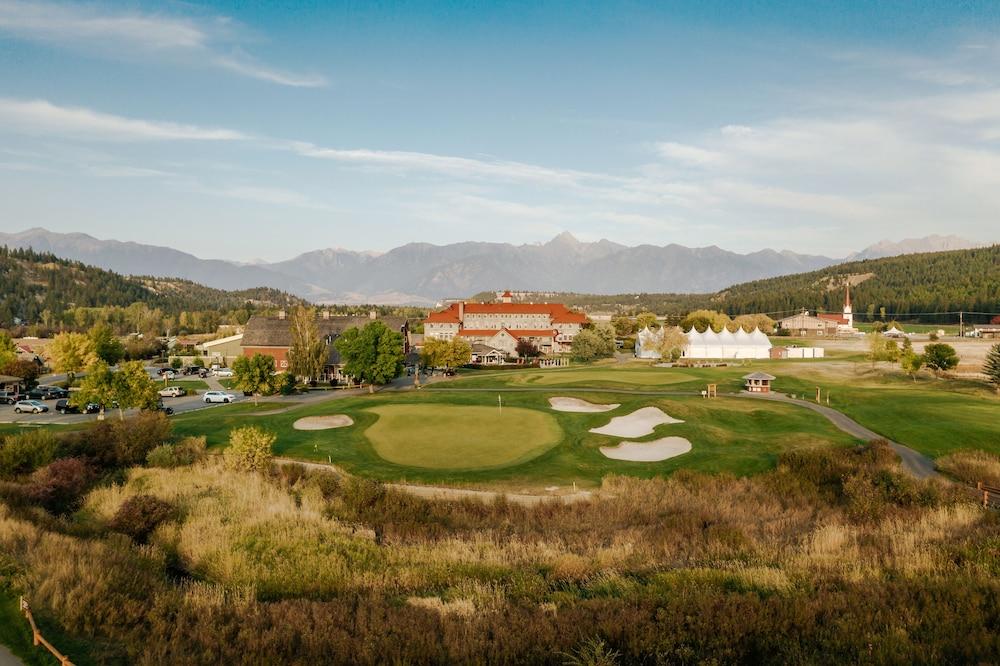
left=424, top=291, right=588, bottom=356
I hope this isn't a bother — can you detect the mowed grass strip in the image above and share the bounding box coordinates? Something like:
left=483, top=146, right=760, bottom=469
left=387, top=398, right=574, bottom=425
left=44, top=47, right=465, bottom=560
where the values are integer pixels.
left=364, top=404, right=562, bottom=470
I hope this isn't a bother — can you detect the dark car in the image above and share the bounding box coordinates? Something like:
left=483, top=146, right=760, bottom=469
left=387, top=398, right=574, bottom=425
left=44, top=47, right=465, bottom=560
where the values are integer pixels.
left=155, top=402, right=174, bottom=416
left=27, top=385, right=67, bottom=400
left=55, top=399, right=100, bottom=415
left=0, top=390, right=20, bottom=405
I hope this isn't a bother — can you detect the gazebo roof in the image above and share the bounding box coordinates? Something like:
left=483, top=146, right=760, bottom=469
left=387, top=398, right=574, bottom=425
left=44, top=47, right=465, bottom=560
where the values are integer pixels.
left=743, top=372, right=776, bottom=381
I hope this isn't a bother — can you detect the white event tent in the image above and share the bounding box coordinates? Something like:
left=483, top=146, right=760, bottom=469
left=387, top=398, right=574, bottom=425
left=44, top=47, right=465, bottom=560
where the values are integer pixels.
left=634, top=326, right=773, bottom=360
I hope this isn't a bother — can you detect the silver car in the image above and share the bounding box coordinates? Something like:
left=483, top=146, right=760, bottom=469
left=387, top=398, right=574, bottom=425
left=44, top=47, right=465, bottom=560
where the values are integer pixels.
left=14, top=399, right=49, bottom=414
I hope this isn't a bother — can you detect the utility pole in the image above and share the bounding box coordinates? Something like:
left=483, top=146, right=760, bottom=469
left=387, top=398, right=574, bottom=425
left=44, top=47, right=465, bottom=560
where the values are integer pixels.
left=960, top=311, right=964, bottom=338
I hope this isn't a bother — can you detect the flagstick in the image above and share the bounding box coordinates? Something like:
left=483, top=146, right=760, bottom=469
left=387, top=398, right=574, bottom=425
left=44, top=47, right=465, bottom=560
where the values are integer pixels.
left=498, top=394, right=502, bottom=416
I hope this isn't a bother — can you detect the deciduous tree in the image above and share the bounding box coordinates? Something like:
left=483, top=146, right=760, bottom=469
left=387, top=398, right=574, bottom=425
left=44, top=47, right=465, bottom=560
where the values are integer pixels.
left=48, top=332, right=97, bottom=385
left=335, top=321, right=404, bottom=393
left=923, top=343, right=959, bottom=375
left=232, top=353, right=278, bottom=405
left=89, top=322, right=125, bottom=365
left=287, top=307, right=327, bottom=382
left=635, top=312, right=658, bottom=331
left=655, top=326, right=688, bottom=361
left=0, top=331, right=16, bottom=368
left=74, top=360, right=159, bottom=420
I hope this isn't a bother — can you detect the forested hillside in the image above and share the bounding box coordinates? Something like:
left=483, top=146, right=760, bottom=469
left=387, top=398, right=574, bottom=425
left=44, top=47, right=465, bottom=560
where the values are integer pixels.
left=714, top=244, right=1000, bottom=323
left=0, top=246, right=306, bottom=334
left=482, top=245, right=1000, bottom=324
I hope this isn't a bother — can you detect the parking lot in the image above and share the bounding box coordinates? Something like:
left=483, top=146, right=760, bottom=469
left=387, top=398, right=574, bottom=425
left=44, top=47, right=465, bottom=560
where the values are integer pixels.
left=0, top=369, right=245, bottom=425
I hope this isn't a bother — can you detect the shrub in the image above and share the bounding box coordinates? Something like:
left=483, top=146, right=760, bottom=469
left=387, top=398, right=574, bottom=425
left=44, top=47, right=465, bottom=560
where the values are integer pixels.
left=223, top=426, right=275, bottom=472
left=146, top=437, right=207, bottom=468
left=109, top=494, right=176, bottom=543
left=27, top=457, right=95, bottom=514
left=0, top=430, right=61, bottom=479
left=170, top=357, right=183, bottom=370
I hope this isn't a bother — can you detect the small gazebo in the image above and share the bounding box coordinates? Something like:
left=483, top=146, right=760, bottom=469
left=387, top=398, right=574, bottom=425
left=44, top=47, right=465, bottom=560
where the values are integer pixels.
left=743, top=372, right=776, bottom=393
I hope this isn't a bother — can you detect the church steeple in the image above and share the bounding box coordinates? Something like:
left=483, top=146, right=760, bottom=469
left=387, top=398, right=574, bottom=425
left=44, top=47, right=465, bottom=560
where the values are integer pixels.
left=843, top=282, right=853, bottom=328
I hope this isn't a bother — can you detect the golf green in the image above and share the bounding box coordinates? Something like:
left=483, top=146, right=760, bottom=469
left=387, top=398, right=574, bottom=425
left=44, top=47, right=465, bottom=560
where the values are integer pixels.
left=364, top=403, right=562, bottom=470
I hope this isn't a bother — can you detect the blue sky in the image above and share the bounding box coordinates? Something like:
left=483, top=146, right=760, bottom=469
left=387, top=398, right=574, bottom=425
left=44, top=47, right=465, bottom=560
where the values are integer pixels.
left=2, top=0, right=999, bottom=261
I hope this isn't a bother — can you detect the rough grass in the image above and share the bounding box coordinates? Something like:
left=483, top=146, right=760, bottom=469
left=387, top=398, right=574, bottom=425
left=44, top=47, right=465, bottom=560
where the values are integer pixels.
left=937, top=451, right=1000, bottom=487
left=365, top=404, right=562, bottom=470
left=1, top=441, right=998, bottom=663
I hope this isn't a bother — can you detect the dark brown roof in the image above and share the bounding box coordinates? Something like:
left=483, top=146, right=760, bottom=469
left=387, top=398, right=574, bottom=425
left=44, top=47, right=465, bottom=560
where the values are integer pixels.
left=242, top=315, right=408, bottom=348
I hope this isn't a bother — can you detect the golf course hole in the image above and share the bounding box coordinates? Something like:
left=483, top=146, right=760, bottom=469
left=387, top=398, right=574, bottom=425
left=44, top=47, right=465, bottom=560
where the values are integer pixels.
left=600, top=437, right=692, bottom=462
left=589, top=406, right=684, bottom=438
left=548, top=397, right=621, bottom=413
left=293, top=415, right=354, bottom=430
left=365, top=404, right=562, bottom=470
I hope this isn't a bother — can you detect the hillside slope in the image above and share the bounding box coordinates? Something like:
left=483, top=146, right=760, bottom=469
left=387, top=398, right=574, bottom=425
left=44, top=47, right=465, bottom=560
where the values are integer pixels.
left=0, top=246, right=305, bottom=329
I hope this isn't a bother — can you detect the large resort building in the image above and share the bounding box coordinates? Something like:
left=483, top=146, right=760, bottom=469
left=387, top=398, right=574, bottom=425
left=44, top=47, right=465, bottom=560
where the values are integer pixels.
left=424, top=291, right=588, bottom=358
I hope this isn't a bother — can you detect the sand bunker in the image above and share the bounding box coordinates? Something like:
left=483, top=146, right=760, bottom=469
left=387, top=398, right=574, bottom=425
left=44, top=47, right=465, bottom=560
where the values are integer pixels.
left=548, top=397, right=620, bottom=413
left=293, top=415, right=354, bottom=431
left=589, top=407, right=683, bottom=438
left=600, top=437, right=692, bottom=462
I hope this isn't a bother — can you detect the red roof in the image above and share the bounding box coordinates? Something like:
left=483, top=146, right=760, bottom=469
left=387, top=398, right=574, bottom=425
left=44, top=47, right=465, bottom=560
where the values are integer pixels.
left=426, top=301, right=587, bottom=324
left=817, top=314, right=849, bottom=325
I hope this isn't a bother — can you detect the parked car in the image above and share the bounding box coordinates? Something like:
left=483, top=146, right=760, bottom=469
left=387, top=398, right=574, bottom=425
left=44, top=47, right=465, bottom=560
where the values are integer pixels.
left=155, top=402, right=175, bottom=416
left=158, top=385, right=187, bottom=398
left=213, top=368, right=234, bottom=378
left=55, top=399, right=100, bottom=415
left=14, top=400, right=49, bottom=414
left=0, top=390, right=20, bottom=405
left=203, top=391, right=235, bottom=404
left=27, top=385, right=67, bottom=400
left=158, top=370, right=177, bottom=380
left=182, top=366, right=203, bottom=376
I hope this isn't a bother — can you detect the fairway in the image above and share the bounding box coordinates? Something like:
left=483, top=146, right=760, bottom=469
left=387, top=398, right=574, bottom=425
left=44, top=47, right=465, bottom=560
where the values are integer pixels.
left=506, top=368, right=698, bottom=387
left=364, top=403, right=563, bottom=470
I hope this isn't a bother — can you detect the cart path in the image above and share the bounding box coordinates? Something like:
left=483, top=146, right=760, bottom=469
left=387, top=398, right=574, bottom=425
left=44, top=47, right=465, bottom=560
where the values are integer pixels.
left=426, top=386, right=938, bottom=479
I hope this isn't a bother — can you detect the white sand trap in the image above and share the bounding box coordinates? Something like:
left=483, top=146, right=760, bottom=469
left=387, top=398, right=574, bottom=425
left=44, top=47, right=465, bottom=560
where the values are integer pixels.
left=600, top=437, right=692, bottom=462
left=548, top=397, right=621, bottom=413
left=589, top=406, right=683, bottom=438
left=293, top=415, right=354, bottom=430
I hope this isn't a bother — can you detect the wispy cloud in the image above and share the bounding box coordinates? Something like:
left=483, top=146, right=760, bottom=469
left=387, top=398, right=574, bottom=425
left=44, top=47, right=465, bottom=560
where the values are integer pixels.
left=0, top=98, right=249, bottom=141
left=287, top=141, right=614, bottom=187
left=0, top=0, right=326, bottom=87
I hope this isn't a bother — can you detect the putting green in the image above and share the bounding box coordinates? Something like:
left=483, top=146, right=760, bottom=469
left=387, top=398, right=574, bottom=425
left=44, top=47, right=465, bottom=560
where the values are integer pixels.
left=364, top=404, right=562, bottom=470
left=509, top=368, right=697, bottom=386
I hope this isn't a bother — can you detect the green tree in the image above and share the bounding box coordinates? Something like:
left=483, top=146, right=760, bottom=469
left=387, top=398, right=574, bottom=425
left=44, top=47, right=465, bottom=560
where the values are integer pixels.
left=680, top=309, right=731, bottom=333
left=445, top=337, right=473, bottom=367
left=287, top=306, right=327, bottom=382
left=89, top=322, right=125, bottom=365
left=419, top=337, right=449, bottom=369
left=48, top=331, right=97, bottom=385
left=923, top=343, right=959, bottom=375
left=570, top=328, right=614, bottom=362
left=634, top=312, right=658, bottom=331
left=900, top=350, right=924, bottom=381
left=611, top=315, right=635, bottom=337
left=223, top=426, right=276, bottom=472
left=232, top=353, right=277, bottom=405
left=334, top=321, right=404, bottom=393
left=867, top=332, right=899, bottom=367
left=984, top=343, right=1000, bottom=393
left=75, top=360, right=159, bottom=420
left=0, top=330, right=16, bottom=368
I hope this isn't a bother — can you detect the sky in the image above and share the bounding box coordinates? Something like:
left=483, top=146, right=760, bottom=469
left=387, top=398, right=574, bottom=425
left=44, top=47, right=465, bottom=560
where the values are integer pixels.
left=2, top=0, right=1000, bottom=262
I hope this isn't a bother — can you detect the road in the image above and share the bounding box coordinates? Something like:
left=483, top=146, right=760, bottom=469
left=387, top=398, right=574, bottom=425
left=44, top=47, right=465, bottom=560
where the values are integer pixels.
left=0, top=644, right=21, bottom=666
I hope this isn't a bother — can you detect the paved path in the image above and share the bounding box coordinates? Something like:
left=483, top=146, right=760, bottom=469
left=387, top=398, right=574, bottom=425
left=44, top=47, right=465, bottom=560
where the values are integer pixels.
left=0, top=644, right=22, bottom=666
left=427, top=385, right=939, bottom=479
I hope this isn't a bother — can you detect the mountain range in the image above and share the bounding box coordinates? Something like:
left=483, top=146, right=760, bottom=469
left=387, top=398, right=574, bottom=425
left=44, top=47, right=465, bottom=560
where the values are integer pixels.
left=0, top=228, right=982, bottom=305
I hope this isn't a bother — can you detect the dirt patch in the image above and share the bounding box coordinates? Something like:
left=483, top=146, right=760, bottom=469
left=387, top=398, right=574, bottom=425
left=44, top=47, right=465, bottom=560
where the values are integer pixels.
left=589, top=407, right=683, bottom=438
left=599, top=437, right=692, bottom=462
left=293, top=415, right=354, bottom=430
left=548, top=397, right=621, bottom=413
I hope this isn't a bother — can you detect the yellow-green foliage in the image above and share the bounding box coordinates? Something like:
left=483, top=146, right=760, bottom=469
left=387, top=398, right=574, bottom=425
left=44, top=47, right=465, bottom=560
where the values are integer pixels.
left=222, top=426, right=275, bottom=472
